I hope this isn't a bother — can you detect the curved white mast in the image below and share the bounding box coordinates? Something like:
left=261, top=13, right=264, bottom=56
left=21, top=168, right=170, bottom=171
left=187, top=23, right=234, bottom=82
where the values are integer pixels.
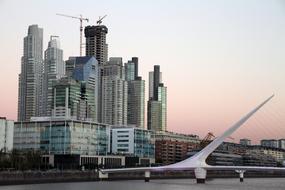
left=169, top=94, right=275, bottom=167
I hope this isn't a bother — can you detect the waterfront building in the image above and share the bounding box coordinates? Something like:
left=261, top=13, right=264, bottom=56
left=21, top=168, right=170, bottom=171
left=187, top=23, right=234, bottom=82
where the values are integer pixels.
left=155, top=131, right=199, bottom=165
left=41, top=36, right=65, bottom=117
left=246, top=145, right=285, bottom=164
left=125, top=57, right=145, bottom=128
left=0, top=117, right=14, bottom=152
left=242, top=152, right=278, bottom=167
left=240, top=138, right=251, bottom=146
left=279, top=139, right=285, bottom=150
left=84, top=25, right=108, bottom=65
left=13, top=118, right=132, bottom=169
left=189, top=142, right=278, bottom=167
left=261, top=139, right=279, bottom=148
left=207, top=151, right=243, bottom=166
left=42, top=154, right=125, bottom=169
left=100, top=57, right=128, bottom=125
left=13, top=118, right=109, bottom=155
left=111, top=126, right=155, bottom=166
left=217, top=142, right=247, bottom=155
left=18, top=25, right=43, bottom=121
left=147, top=65, right=167, bottom=131
left=219, top=142, right=284, bottom=165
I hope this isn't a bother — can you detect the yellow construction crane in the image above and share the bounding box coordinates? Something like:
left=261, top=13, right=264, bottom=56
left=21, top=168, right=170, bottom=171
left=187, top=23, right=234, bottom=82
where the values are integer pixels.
left=56, top=13, right=89, bottom=56
left=97, top=15, right=107, bottom=25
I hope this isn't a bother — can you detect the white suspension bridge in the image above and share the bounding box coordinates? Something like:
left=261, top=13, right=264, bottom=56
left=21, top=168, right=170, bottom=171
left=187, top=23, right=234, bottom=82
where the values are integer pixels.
left=99, top=95, right=285, bottom=183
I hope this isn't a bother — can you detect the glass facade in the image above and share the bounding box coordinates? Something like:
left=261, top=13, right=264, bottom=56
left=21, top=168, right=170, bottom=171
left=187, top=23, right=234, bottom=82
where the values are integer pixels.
left=125, top=61, right=135, bottom=81
left=0, top=118, right=14, bottom=152
left=65, top=56, right=99, bottom=122
left=111, top=127, right=155, bottom=159
left=52, top=78, right=96, bottom=121
left=14, top=120, right=109, bottom=156
left=127, top=80, right=145, bottom=128
left=147, top=65, right=167, bottom=132
left=158, top=86, right=167, bottom=131
left=134, top=129, right=155, bottom=158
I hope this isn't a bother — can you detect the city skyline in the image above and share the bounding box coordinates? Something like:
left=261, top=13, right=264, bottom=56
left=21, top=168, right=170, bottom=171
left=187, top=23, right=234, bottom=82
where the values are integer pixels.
left=0, top=0, right=285, bottom=143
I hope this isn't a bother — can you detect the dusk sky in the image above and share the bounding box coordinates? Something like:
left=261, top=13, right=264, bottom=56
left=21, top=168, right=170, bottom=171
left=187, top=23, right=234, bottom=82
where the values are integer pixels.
left=0, top=0, right=284, bottom=143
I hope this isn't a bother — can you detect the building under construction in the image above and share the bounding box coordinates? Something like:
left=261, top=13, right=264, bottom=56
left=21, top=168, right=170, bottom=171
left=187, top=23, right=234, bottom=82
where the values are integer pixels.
left=84, top=25, right=108, bottom=65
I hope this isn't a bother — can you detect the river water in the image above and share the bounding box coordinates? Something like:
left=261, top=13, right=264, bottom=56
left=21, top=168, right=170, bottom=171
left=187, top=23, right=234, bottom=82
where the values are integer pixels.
left=0, top=178, right=285, bottom=190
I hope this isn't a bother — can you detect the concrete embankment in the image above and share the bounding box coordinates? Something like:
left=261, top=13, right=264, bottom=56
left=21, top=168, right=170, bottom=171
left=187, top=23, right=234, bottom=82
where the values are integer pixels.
left=0, top=170, right=285, bottom=185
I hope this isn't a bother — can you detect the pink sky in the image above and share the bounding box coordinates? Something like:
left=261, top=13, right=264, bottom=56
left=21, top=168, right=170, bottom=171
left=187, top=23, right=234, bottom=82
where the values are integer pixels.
left=0, top=0, right=285, bottom=144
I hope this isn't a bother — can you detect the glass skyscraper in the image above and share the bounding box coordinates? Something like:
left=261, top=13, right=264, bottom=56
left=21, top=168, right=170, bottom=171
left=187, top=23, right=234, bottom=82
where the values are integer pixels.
left=65, top=56, right=100, bottom=122
left=125, top=57, right=145, bottom=128
left=147, top=65, right=167, bottom=131
left=41, top=36, right=65, bottom=117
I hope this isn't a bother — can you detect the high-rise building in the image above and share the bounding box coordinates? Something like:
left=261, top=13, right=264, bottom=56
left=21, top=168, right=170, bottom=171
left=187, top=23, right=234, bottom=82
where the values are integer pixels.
left=0, top=117, right=14, bottom=152
left=18, top=25, right=43, bottom=121
left=64, top=56, right=100, bottom=121
left=125, top=57, right=145, bottom=128
left=41, top=36, right=65, bottom=117
left=158, top=84, right=167, bottom=131
left=100, top=57, right=128, bottom=125
left=147, top=65, right=167, bottom=131
left=153, top=65, right=161, bottom=100
left=52, top=77, right=96, bottom=121
left=148, top=70, right=162, bottom=100
left=147, top=101, right=161, bottom=131
left=84, top=25, right=108, bottom=65
left=127, top=79, right=145, bottom=128
left=125, top=57, right=139, bottom=81
left=52, top=77, right=81, bottom=119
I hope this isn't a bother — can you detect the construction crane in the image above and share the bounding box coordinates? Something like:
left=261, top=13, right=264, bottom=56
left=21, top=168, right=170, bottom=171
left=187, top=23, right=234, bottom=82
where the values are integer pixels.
left=50, top=35, right=59, bottom=41
left=56, top=13, right=89, bottom=56
left=97, top=15, right=107, bottom=25
left=199, top=132, right=215, bottom=149
left=198, top=132, right=235, bottom=149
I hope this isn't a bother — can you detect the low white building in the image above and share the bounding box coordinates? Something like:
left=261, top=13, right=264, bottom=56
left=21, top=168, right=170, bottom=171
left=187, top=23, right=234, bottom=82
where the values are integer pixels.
left=0, top=117, right=14, bottom=152
left=111, top=126, right=155, bottom=165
